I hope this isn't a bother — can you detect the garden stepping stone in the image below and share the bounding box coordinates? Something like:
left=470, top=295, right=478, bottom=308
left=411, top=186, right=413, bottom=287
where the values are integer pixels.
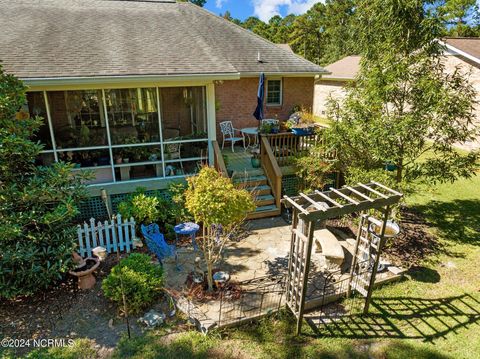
left=138, top=310, right=166, bottom=329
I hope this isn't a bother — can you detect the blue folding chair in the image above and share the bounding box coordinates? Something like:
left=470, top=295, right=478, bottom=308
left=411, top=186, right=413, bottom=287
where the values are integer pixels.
left=141, top=223, right=178, bottom=268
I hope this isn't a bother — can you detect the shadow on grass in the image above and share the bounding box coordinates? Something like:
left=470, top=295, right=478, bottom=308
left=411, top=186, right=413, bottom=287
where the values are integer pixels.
left=408, top=266, right=441, bottom=283
left=223, top=309, right=452, bottom=359
left=306, top=293, right=480, bottom=343
left=413, top=199, right=480, bottom=247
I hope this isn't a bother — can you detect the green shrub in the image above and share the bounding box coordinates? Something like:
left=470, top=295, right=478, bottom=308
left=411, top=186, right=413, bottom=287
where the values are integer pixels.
left=0, top=66, right=88, bottom=299
left=118, top=193, right=159, bottom=224
left=102, top=253, right=164, bottom=313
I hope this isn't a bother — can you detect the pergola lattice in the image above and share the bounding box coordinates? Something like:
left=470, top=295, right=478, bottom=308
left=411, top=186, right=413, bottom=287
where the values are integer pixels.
left=282, top=181, right=403, bottom=334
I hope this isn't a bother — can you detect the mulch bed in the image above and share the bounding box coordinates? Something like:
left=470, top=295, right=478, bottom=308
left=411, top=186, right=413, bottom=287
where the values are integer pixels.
left=0, top=254, right=121, bottom=343
left=383, top=207, right=444, bottom=266
left=183, top=270, right=243, bottom=303
left=327, top=207, right=442, bottom=267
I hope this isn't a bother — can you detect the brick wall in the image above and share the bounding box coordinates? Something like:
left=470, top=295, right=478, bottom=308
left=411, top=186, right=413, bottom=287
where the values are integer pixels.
left=214, top=77, right=315, bottom=141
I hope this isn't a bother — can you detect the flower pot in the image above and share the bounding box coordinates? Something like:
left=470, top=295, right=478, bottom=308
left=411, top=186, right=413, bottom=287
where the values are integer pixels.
left=251, top=157, right=261, bottom=168
left=385, top=163, right=397, bottom=171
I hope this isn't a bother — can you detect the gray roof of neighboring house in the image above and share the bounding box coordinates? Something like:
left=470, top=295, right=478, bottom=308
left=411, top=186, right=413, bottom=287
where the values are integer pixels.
left=0, top=0, right=326, bottom=79
left=443, top=37, right=480, bottom=63
left=322, top=55, right=361, bottom=80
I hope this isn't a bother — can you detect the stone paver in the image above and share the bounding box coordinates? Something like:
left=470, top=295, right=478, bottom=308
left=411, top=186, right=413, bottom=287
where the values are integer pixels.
left=163, top=217, right=291, bottom=329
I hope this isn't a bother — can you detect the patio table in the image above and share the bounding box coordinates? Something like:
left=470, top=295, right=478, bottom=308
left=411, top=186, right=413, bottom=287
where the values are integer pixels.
left=174, top=222, right=200, bottom=251
left=240, top=127, right=259, bottom=150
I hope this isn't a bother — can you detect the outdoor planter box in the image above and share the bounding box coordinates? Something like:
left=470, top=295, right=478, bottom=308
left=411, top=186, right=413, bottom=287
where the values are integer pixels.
left=291, top=127, right=314, bottom=136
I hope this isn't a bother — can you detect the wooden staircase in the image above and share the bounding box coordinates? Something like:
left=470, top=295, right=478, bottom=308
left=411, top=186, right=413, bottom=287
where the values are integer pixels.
left=232, top=169, right=281, bottom=219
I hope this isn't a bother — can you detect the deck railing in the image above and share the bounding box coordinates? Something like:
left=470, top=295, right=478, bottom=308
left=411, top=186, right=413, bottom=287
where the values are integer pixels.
left=260, top=136, right=282, bottom=210
left=261, top=131, right=320, bottom=167
left=212, top=140, right=228, bottom=177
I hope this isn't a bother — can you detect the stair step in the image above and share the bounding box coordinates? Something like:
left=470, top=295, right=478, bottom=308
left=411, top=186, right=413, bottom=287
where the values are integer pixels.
left=246, top=205, right=281, bottom=220
left=254, top=194, right=275, bottom=206
left=246, top=184, right=271, bottom=195
left=255, top=204, right=278, bottom=212
left=232, top=169, right=265, bottom=178
left=234, top=175, right=268, bottom=188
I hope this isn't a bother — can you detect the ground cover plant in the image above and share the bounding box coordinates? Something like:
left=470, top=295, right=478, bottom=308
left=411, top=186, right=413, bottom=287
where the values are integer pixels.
left=0, top=66, right=89, bottom=299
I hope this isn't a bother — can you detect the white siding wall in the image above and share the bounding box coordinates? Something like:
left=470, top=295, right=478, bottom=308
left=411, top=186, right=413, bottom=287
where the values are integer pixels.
left=313, top=80, right=349, bottom=118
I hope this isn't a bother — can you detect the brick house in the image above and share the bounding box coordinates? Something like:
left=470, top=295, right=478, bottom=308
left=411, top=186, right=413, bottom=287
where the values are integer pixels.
left=313, top=40, right=480, bottom=150
left=0, top=0, right=327, bottom=217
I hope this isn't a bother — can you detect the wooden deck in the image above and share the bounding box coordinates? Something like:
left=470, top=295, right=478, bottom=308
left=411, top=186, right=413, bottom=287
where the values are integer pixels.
left=222, top=146, right=279, bottom=219
left=212, top=131, right=328, bottom=220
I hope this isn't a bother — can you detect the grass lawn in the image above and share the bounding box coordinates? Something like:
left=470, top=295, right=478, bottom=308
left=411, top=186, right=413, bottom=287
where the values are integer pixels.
left=14, top=175, right=480, bottom=359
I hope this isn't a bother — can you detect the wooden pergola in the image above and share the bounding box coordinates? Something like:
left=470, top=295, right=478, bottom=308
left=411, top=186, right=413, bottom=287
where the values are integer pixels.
left=282, top=181, right=403, bottom=334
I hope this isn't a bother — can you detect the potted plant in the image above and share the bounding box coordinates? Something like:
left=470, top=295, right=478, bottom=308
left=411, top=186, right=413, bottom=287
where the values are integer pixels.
left=250, top=148, right=261, bottom=168
left=271, top=122, right=280, bottom=134
left=287, top=110, right=317, bottom=135
left=259, top=122, right=273, bottom=134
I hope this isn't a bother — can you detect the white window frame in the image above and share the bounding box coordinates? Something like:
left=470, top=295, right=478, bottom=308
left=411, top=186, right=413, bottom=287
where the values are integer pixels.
left=266, top=78, right=283, bottom=106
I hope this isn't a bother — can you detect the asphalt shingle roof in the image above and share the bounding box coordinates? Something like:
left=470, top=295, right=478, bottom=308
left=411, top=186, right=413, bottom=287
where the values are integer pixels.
left=323, top=55, right=361, bottom=80
left=0, top=0, right=326, bottom=79
left=443, top=37, right=480, bottom=61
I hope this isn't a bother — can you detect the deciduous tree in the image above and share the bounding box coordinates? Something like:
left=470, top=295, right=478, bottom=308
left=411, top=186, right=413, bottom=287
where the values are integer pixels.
left=326, top=0, right=479, bottom=190
left=185, top=167, right=254, bottom=291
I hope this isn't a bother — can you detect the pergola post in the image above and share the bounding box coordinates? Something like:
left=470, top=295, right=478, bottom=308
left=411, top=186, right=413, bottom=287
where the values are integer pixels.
left=363, top=206, right=391, bottom=314
left=296, top=217, right=315, bottom=335
left=347, top=212, right=366, bottom=298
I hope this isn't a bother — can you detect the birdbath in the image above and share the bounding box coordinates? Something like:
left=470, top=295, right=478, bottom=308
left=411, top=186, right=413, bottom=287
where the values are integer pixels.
left=370, top=220, right=400, bottom=239
left=69, top=257, right=100, bottom=290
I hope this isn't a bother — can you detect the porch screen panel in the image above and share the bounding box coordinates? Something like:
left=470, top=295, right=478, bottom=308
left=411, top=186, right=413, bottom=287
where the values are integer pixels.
left=45, top=90, right=112, bottom=184
left=105, top=88, right=162, bottom=182
left=105, top=88, right=160, bottom=145
left=25, top=92, right=54, bottom=166
left=160, top=87, right=207, bottom=141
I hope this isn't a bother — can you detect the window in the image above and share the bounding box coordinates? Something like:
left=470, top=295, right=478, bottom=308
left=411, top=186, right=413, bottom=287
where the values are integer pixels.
left=266, top=79, right=282, bottom=106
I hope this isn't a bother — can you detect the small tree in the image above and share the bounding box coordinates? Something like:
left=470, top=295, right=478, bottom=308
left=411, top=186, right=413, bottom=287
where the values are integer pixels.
left=185, top=167, right=255, bottom=291
left=0, top=65, right=88, bottom=299
left=326, top=0, right=479, bottom=191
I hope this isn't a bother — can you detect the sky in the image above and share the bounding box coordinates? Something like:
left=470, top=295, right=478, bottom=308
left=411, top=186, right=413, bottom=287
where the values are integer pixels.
left=204, top=0, right=320, bottom=22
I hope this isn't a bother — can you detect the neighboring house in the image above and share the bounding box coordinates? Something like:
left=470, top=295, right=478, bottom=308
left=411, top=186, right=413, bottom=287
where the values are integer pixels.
left=0, top=0, right=327, bottom=207
left=313, top=55, right=360, bottom=117
left=313, top=40, right=480, bottom=150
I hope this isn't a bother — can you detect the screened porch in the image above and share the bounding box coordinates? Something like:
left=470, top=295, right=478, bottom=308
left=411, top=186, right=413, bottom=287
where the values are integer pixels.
left=25, top=86, right=209, bottom=185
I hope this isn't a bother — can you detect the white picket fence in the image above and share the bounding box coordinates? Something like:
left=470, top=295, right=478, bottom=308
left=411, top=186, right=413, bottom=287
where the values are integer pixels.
left=77, top=214, right=136, bottom=258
